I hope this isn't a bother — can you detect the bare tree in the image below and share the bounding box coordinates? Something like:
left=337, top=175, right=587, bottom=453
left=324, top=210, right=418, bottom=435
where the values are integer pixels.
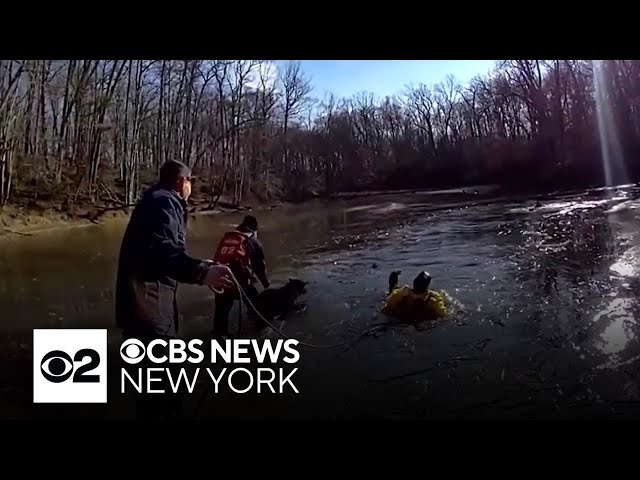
left=279, top=60, right=311, bottom=197
left=1, top=58, right=640, bottom=216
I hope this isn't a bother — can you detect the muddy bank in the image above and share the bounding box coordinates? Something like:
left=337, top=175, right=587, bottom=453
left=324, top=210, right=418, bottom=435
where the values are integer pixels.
left=0, top=206, right=128, bottom=237
left=0, top=196, right=284, bottom=239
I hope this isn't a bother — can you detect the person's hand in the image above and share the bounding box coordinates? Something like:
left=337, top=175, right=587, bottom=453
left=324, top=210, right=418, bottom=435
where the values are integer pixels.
left=202, top=264, right=234, bottom=291
left=262, top=279, right=270, bottom=289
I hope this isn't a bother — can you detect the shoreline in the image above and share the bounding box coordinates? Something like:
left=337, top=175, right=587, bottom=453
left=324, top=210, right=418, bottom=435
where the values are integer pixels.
left=0, top=186, right=482, bottom=240
left=0, top=199, right=274, bottom=240
left=1, top=180, right=629, bottom=240
left=0, top=211, right=108, bottom=238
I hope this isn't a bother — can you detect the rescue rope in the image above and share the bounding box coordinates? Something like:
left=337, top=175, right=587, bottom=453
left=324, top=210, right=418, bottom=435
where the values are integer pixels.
left=193, top=270, right=386, bottom=417
left=208, top=268, right=385, bottom=349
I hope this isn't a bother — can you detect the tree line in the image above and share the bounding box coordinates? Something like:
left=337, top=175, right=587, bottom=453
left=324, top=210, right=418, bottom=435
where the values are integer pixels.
left=0, top=60, right=638, bottom=212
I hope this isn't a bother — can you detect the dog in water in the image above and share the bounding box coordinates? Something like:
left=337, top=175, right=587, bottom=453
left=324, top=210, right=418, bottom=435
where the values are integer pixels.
left=249, top=278, right=308, bottom=330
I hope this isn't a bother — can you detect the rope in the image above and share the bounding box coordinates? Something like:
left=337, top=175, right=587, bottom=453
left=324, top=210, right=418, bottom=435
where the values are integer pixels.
left=208, top=267, right=385, bottom=348
left=193, top=268, right=385, bottom=417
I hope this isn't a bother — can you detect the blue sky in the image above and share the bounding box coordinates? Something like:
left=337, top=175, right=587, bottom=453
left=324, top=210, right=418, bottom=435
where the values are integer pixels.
left=274, top=60, right=498, bottom=100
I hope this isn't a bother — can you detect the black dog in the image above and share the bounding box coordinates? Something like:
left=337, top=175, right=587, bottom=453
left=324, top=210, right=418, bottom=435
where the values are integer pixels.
left=249, top=278, right=308, bottom=330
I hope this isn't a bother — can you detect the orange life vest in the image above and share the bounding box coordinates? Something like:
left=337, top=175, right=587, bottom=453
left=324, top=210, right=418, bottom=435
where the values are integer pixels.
left=213, top=230, right=252, bottom=270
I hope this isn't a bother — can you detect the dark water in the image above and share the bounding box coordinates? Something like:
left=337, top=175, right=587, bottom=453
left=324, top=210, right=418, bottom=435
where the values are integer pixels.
left=3, top=184, right=640, bottom=419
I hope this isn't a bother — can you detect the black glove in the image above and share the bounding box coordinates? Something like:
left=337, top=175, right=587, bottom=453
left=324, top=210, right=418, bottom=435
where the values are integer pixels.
left=262, top=279, right=270, bottom=289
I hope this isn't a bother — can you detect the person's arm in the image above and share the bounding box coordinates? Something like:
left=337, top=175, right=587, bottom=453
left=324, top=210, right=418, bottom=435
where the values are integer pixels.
left=148, top=196, right=210, bottom=284
left=248, top=236, right=269, bottom=288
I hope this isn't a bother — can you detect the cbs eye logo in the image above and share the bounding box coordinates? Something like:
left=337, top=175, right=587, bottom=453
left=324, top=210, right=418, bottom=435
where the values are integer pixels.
left=120, top=339, right=146, bottom=364
left=40, top=349, right=100, bottom=383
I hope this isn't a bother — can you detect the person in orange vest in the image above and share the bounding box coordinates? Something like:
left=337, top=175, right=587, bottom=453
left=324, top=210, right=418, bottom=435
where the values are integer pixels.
left=211, top=215, right=269, bottom=338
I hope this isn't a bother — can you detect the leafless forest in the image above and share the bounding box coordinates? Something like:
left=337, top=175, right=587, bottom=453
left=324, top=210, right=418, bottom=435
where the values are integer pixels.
left=0, top=60, right=637, bottom=216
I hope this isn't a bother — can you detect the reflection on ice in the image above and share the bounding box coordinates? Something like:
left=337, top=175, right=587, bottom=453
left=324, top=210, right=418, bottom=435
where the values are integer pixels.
left=606, top=199, right=640, bottom=214
left=554, top=199, right=612, bottom=216
left=609, top=246, right=640, bottom=278
left=369, top=202, right=407, bottom=215
left=590, top=183, right=636, bottom=192
left=593, top=298, right=636, bottom=355
left=510, top=195, right=630, bottom=216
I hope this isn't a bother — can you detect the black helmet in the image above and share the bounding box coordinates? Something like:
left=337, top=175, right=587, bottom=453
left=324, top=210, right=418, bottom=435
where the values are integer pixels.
left=238, top=215, right=258, bottom=232
left=413, top=271, right=431, bottom=293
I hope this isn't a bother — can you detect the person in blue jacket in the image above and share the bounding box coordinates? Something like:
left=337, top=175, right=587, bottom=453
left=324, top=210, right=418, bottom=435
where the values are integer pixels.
left=115, top=159, right=231, bottom=418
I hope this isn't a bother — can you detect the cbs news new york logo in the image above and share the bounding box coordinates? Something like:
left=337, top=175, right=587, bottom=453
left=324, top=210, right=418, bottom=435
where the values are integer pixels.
left=33, top=329, right=107, bottom=403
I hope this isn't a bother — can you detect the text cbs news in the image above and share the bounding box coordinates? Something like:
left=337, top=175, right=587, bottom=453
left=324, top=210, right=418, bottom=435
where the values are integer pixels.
left=33, top=329, right=301, bottom=404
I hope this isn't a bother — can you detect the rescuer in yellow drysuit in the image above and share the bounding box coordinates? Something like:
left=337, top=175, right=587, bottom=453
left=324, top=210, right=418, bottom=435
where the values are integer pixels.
left=382, top=271, right=447, bottom=322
